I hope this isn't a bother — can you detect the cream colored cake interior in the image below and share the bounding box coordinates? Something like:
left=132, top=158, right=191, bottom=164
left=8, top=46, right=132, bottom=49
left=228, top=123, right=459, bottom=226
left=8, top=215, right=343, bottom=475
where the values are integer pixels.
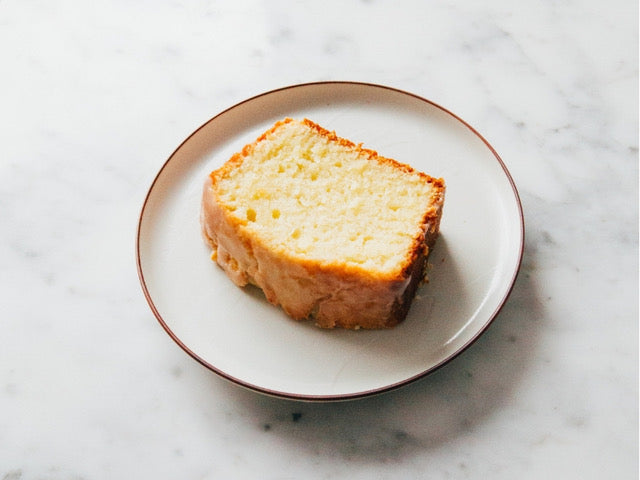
left=215, top=120, right=436, bottom=274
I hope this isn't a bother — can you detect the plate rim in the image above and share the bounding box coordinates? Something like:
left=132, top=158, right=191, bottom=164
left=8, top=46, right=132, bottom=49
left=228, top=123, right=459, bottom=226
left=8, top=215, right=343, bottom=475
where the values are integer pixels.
left=136, top=80, right=525, bottom=402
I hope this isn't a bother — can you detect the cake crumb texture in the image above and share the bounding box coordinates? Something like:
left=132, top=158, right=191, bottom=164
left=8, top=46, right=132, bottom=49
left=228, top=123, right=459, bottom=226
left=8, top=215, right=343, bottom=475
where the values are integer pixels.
left=201, top=118, right=445, bottom=329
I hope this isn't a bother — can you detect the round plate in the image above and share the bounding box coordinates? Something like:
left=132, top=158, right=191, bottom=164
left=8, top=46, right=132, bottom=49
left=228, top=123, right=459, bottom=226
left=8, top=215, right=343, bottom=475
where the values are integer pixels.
left=137, top=82, right=524, bottom=401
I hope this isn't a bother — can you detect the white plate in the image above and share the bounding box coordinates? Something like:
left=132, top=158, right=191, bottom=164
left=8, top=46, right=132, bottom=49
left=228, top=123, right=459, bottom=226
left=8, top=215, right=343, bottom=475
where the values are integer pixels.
left=137, top=82, right=524, bottom=401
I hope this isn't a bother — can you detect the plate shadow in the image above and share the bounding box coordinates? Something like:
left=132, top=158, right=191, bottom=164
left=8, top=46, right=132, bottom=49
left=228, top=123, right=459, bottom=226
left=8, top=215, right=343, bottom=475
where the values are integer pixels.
left=198, top=234, right=543, bottom=462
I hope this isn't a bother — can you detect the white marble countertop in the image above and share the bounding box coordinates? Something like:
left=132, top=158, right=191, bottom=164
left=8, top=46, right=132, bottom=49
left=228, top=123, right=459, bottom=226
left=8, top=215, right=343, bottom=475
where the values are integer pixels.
left=2, top=1, right=637, bottom=478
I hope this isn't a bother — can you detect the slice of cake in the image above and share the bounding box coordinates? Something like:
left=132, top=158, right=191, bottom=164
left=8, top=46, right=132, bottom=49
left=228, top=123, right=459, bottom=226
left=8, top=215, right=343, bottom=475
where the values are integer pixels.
left=201, top=118, right=445, bottom=329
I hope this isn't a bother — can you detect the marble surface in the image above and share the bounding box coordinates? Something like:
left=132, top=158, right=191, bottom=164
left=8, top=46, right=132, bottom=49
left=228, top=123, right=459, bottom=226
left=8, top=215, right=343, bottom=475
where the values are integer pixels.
left=1, top=0, right=637, bottom=478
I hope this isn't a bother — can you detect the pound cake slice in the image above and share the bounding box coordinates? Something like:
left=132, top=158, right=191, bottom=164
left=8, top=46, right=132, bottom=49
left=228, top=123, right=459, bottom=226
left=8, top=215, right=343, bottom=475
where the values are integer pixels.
left=201, top=118, right=445, bottom=329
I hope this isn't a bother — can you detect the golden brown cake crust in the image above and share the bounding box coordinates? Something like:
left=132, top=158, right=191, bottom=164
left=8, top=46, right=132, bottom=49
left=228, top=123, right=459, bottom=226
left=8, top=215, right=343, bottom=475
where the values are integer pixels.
left=201, top=118, right=445, bottom=329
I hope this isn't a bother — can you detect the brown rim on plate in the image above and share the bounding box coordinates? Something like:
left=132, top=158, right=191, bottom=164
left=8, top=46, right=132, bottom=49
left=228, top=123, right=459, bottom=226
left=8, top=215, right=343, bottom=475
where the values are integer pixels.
left=136, top=81, right=525, bottom=402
